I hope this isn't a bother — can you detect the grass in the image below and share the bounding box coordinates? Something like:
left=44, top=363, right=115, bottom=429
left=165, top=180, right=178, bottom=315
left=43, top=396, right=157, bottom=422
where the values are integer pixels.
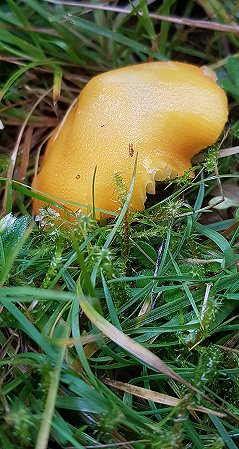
left=1, top=0, right=239, bottom=448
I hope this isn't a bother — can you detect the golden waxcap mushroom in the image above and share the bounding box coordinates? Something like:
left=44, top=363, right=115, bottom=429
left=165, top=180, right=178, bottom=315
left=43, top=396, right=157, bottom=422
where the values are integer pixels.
left=32, top=61, right=228, bottom=217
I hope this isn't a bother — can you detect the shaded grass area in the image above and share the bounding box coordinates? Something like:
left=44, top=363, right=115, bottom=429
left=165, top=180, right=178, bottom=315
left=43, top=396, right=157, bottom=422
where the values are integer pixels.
left=1, top=1, right=239, bottom=448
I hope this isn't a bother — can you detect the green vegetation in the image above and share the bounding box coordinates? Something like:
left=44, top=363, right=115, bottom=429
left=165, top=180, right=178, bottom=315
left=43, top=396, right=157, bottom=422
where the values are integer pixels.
left=1, top=1, right=239, bottom=448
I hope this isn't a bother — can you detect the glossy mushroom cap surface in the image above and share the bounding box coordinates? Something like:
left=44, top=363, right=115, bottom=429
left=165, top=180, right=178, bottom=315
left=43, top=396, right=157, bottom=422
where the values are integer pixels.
left=32, top=61, right=228, bottom=217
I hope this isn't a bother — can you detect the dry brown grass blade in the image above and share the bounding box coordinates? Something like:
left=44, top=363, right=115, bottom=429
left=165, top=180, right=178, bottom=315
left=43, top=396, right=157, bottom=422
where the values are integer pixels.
left=1, top=118, right=58, bottom=128
left=196, top=0, right=233, bottom=22
left=82, top=441, right=148, bottom=449
left=0, top=335, right=15, bottom=359
left=79, top=296, right=239, bottom=423
left=215, top=344, right=239, bottom=355
left=17, top=125, right=33, bottom=183
left=80, top=296, right=196, bottom=388
left=218, top=146, right=239, bottom=158
left=1, top=88, right=52, bottom=216
left=104, top=378, right=226, bottom=418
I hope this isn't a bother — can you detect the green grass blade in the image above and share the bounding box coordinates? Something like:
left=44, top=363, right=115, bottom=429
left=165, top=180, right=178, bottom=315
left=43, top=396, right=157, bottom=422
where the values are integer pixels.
left=104, top=155, right=137, bottom=249
left=5, top=0, right=46, bottom=58
left=71, top=297, right=97, bottom=386
left=195, top=223, right=236, bottom=270
left=0, top=61, right=55, bottom=100
left=209, top=415, right=238, bottom=449
left=101, top=270, right=122, bottom=330
left=65, top=15, right=151, bottom=57
left=0, top=296, right=56, bottom=358
left=184, top=421, right=204, bottom=449
left=51, top=421, right=84, bottom=449
left=35, top=320, right=69, bottom=449
left=0, top=223, right=33, bottom=286
left=79, top=295, right=202, bottom=394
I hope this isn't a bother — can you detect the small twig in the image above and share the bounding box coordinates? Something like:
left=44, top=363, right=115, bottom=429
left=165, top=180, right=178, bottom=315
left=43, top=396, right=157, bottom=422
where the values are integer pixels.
left=44, top=0, right=239, bottom=35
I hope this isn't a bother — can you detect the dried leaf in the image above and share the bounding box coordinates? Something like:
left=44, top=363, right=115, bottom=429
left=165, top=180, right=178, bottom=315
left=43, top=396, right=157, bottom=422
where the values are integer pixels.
left=104, top=378, right=225, bottom=418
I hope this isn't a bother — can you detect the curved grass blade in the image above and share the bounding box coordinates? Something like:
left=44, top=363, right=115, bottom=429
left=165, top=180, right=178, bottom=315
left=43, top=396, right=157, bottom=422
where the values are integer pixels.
left=80, top=295, right=202, bottom=393
left=0, top=60, right=56, bottom=100
left=195, top=223, right=236, bottom=270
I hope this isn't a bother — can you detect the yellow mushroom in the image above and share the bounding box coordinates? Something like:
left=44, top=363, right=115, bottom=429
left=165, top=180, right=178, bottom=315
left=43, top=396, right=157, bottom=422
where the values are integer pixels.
left=32, top=61, right=228, bottom=217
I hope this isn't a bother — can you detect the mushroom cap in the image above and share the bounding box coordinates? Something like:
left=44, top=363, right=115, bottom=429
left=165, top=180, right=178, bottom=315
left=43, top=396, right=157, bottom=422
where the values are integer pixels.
left=32, top=61, right=228, bottom=217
